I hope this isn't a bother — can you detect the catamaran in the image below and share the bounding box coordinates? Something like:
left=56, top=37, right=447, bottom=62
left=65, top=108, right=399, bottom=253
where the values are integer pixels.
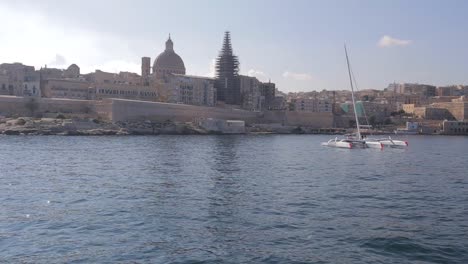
left=367, top=136, right=408, bottom=148
left=322, top=45, right=409, bottom=149
left=322, top=45, right=382, bottom=149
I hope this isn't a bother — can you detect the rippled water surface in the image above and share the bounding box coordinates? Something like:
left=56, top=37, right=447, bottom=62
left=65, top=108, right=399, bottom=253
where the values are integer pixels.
left=1, top=135, right=467, bottom=263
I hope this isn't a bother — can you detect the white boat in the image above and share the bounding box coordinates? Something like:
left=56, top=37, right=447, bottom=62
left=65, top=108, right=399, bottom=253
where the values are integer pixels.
left=365, top=140, right=384, bottom=149
left=321, top=137, right=367, bottom=149
left=322, top=45, right=372, bottom=149
left=376, top=136, right=408, bottom=148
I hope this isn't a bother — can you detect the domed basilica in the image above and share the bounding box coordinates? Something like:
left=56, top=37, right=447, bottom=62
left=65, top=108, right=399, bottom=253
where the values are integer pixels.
left=152, top=35, right=186, bottom=78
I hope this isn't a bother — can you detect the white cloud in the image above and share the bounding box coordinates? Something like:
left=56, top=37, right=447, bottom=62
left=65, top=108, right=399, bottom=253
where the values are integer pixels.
left=0, top=4, right=100, bottom=70
left=282, top=71, right=313, bottom=81
left=247, top=69, right=267, bottom=81
left=0, top=3, right=141, bottom=74
left=378, top=35, right=412, bottom=47
left=48, top=54, right=67, bottom=67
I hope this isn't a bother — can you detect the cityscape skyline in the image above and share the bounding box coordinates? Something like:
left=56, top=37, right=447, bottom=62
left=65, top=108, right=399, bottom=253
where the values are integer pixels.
left=1, top=0, right=468, bottom=92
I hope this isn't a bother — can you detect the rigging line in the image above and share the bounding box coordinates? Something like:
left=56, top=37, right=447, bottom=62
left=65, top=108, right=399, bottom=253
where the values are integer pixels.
left=348, top=60, right=371, bottom=128
left=344, top=44, right=361, bottom=139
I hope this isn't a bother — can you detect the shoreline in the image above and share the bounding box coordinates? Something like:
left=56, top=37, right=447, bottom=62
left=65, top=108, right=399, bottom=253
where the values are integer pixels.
left=0, top=116, right=466, bottom=137
left=1, top=117, right=465, bottom=137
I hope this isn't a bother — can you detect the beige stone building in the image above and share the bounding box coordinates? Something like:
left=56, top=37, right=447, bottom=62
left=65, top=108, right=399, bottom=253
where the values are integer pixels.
left=93, top=83, right=159, bottom=101
left=431, top=101, right=468, bottom=121
left=0, top=74, right=11, bottom=95
left=22, top=81, right=41, bottom=97
left=291, top=98, right=332, bottom=113
left=413, top=107, right=453, bottom=120
left=402, top=103, right=415, bottom=114
left=162, top=74, right=216, bottom=106
left=42, top=79, right=92, bottom=99
left=42, top=78, right=161, bottom=102
left=442, top=120, right=468, bottom=135
left=86, top=70, right=143, bottom=85
left=0, top=63, right=37, bottom=96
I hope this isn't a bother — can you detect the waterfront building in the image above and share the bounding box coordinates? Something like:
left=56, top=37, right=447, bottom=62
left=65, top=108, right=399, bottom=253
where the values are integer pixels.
left=63, top=64, right=80, bottom=79
left=431, top=101, right=468, bottom=121
left=0, top=74, right=11, bottom=95
left=42, top=78, right=160, bottom=101
left=413, top=106, right=454, bottom=120
left=141, top=57, right=151, bottom=85
left=402, top=103, right=415, bottom=114
left=163, top=74, right=216, bottom=106
left=269, top=96, right=287, bottom=111
left=442, top=120, right=468, bottom=135
left=87, top=70, right=143, bottom=85
left=152, top=35, right=186, bottom=79
left=22, top=80, right=41, bottom=97
left=387, top=82, right=436, bottom=97
left=199, top=118, right=246, bottom=134
left=215, top=31, right=241, bottom=105
left=239, top=75, right=263, bottom=111
left=437, top=85, right=466, bottom=97
left=260, top=81, right=276, bottom=110
left=291, top=98, right=333, bottom=113
left=340, top=101, right=390, bottom=123
left=40, top=67, right=65, bottom=80
left=42, top=79, right=92, bottom=99
left=403, top=83, right=436, bottom=97
left=0, top=63, right=37, bottom=96
left=92, top=83, right=159, bottom=101
left=387, top=82, right=404, bottom=94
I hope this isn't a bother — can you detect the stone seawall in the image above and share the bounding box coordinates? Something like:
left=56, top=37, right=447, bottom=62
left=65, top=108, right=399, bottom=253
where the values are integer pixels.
left=262, top=111, right=334, bottom=128
left=106, top=98, right=260, bottom=124
left=106, top=99, right=334, bottom=128
left=0, top=96, right=93, bottom=116
left=0, top=96, right=334, bottom=128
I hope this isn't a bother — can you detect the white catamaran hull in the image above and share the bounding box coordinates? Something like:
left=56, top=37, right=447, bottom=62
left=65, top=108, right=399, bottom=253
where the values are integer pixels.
left=322, top=139, right=367, bottom=149
left=378, top=139, right=408, bottom=148
left=365, top=141, right=384, bottom=149
left=322, top=140, right=352, bottom=149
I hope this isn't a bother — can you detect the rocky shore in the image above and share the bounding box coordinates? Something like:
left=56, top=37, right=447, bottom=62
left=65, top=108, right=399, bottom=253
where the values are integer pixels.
left=0, top=117, right=210, bottom=136
left=0, top=116, right=346, bottom=136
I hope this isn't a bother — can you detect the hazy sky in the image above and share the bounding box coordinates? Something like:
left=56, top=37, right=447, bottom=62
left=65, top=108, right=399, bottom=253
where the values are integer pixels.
left=1, top=0, right=467, bottom=92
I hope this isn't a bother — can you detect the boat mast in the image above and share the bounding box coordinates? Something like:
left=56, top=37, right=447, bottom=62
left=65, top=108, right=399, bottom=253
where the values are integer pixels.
left=344, top=44, right=361, bottom=139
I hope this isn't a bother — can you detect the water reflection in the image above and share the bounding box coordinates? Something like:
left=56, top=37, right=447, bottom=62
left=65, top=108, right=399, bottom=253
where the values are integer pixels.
left=205, top=136, right=248, bottom=259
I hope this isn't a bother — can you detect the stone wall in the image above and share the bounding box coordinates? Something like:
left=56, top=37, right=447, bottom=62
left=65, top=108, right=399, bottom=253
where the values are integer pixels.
left=102, top=99, right=333, bottom=128
left=262, top=111, right=334, bottom=128
left=0, top=96, right=335, bottom=128
left=0, top=96, right=93, bottom=116
left=106, top=98, right=260, bottom=123
left=431, top=102, right=468, bottom=121
left=414, top=106, right=455, bottom=120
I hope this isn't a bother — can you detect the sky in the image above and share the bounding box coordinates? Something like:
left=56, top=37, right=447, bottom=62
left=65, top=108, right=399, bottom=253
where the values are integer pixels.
left=0, top=0, right=467, bottom=92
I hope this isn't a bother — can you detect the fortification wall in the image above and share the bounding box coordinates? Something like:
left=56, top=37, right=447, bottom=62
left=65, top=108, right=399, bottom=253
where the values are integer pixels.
left=262, top=111, right=334, bottom=128
left=432, top=102, right=467, bottom=121
left=107, top=99, right=260, bottom=123
left=0, top=96, right=94, bottom=116
left=0, top=96, right=29, bottom=116
left=0, top=96, right=335, bottom=128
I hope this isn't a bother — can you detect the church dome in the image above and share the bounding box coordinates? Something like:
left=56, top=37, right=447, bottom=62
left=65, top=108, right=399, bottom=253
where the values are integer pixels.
left=153, top=35, right=186, bottom=76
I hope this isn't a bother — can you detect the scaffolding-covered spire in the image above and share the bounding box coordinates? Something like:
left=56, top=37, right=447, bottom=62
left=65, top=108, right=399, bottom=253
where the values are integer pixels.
left=215, top=31, right=241, bottom=104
